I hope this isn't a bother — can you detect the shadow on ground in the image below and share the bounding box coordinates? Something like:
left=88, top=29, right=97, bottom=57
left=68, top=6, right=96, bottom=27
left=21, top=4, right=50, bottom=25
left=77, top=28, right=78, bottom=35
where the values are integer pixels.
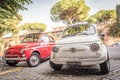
left=50, top=65, right=103, bottom=76
left=15, top=58, right=49, bottom=67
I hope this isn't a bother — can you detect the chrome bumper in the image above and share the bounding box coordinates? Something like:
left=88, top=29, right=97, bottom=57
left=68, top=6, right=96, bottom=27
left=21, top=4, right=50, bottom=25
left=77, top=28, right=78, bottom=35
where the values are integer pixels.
left=4, top=55, right=27, bottom=61
left=50, top=56, right=107, bottom=66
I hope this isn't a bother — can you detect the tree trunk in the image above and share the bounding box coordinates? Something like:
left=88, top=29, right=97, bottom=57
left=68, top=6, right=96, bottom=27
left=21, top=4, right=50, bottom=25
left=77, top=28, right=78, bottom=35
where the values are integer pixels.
left=117, top=5, right=120, bottom=27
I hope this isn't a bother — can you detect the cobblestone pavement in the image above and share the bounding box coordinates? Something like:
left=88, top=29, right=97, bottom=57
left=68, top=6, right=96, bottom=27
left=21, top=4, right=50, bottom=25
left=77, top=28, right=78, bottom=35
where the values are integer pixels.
left=0, top=47, right=120, bottom=80
left=0, top=59, right=120, bottom=80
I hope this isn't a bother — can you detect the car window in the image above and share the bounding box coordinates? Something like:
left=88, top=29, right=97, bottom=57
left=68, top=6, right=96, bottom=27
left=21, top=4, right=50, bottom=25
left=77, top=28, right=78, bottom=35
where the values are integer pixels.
left=22, top=34, right=40, bottom=43
left=41, top=35, right=50, bottom=43
left=49, top=36, right=55, bottom=42
left=62, top=24, right=95, bottom=38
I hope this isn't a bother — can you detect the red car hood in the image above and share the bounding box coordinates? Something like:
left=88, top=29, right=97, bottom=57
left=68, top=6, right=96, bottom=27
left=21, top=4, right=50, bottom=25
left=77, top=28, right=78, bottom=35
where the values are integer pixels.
left=9, top=42, right=39, bottom=49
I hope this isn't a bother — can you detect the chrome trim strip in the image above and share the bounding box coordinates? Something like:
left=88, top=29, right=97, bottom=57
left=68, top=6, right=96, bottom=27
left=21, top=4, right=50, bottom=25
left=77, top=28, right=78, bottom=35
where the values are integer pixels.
left=4, top=55, right=27, bottom=61
left=52, top=56, right=107, bottom=62
left=57, top=40, right=101, bottom=45
left=5, top=57, right=27, bottom=61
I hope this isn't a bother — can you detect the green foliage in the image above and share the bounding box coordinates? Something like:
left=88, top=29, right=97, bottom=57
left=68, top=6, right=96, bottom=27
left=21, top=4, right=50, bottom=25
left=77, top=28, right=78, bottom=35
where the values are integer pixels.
left=51, top=0, right=90, bottom=25
left=0, top=0, right=32, bottom=19
left=88, top=9, right=116, bottom=24
left=20, top=23, right=47, bottom=33
left=109, top=5, right=120, bottom=38
left=0, top=0, right=32, bottom=53
left=0, top=14, right=22, bottom=52
left=0, top=0, right=32, bottom=36
left=0, top=7, right=12, bottom=18
left=0, top=14, right=22, bottom=36
left=109, top=22, right=120, bottom=37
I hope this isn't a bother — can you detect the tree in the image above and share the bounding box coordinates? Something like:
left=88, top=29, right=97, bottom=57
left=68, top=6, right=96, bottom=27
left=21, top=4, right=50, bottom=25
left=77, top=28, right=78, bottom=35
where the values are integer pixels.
left=0, top=0, right=32, bottom=37
left=0, top=14, right=22, bottom=36
left=0, top=0, right=32, bottom=55
left=0, top=0, right=32, bottom=19
left=50, top=0, right=90, bottom=25
left=88, top=9, right=116, bottom=36
left=109, top=5, right=120, bottom=37
left=87, top=9, right=117, bottom=45
left=0, top=0, right=32, bottom=36
left=20, top=23, right=47, bottom=33
left=88, top=10, right=116, bottom=25
left=0, top=14, right=22, bottom=55
left=109, top=23, right=119, bottom=37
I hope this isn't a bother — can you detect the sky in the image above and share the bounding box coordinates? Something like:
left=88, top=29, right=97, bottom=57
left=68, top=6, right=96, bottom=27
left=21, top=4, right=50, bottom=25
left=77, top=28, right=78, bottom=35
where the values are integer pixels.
left=19, top=0, right=120, bottom=31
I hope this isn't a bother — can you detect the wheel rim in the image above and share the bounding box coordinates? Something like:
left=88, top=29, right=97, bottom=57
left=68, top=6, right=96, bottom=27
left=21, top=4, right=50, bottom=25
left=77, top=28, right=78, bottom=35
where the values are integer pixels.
left=30, top=54, right=39, bottom=66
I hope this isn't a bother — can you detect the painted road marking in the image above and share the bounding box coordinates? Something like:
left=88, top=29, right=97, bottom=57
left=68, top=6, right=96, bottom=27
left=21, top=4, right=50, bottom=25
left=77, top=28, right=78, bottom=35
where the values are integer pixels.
left=0, top=67, right=22, bottom=76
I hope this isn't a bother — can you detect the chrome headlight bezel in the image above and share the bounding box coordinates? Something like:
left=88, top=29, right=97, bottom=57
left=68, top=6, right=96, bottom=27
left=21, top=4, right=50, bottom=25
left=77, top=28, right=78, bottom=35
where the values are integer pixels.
left=52, top=46, right=59, bottom=53
left=20, top=49, right=24, bottom=54
left=90, top=43, right=99, bottom=51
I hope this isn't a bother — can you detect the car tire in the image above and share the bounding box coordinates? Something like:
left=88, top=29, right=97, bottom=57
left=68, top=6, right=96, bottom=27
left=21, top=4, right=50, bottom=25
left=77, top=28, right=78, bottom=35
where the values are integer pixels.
left=49, top=61, right=62, bottom=70
left=6, top=61, right=18, bottom=66
left=27, top=52, right=41, bottom=67
left=100, top=54, right=110, bottom=74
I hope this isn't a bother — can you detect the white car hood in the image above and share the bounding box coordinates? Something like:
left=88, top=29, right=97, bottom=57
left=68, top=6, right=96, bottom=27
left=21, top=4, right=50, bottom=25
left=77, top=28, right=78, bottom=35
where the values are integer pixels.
left=57, top=35, right=101, bottom=45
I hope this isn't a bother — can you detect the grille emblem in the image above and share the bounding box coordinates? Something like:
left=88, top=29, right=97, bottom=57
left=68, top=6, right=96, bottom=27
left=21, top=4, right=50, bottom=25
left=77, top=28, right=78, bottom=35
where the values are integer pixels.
left=70, top=48, right=76, bottom=53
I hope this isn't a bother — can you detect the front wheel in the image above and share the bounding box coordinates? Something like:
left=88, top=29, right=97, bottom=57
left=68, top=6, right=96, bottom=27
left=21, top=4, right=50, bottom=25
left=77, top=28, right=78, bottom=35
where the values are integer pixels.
left=49, top=61, right=62, bottom=70
left=100, top=55, right=110, bottom=74
left=6, top=61, right=18, bottom=66
left=27, top=52, right=41, bottom=67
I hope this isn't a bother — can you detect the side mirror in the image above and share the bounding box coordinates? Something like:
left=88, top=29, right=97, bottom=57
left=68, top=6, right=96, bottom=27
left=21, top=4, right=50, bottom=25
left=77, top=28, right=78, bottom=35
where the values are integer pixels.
left=99, top=33, right=105, bottom=40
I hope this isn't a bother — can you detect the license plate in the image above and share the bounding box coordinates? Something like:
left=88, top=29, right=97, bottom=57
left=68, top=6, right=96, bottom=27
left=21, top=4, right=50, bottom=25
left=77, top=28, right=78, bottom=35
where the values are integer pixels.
left=67, top=61, right=81, bottom=66
left=8, top=61, right=15, bottom=63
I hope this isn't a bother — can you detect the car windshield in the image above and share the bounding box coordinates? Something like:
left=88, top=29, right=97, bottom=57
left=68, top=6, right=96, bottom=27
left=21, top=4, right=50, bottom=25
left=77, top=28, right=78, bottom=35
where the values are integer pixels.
left=22, top=33, right=40, bottom=43
left=62, top=24, right=96, bottom=38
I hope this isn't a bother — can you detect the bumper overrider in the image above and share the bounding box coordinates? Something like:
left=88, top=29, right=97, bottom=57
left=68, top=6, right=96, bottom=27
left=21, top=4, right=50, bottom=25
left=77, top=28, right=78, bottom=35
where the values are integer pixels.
left=4, top=55, right=27, bottom=61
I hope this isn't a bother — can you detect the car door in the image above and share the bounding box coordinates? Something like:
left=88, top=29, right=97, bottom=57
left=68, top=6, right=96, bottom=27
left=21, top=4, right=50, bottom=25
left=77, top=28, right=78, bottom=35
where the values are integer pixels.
left=40, top=35, right=50, bottom=58
left=47, top=35, right=55, bottom=56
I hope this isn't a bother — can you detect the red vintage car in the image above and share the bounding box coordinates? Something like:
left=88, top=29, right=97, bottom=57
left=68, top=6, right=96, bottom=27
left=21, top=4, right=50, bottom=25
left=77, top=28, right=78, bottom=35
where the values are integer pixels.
left=4, top=33, right=55, bottom=67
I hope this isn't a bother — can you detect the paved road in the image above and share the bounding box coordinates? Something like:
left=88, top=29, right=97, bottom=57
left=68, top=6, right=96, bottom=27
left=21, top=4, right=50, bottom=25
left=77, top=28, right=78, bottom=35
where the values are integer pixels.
left=0, top=47, right=120, bottom=80
left=107, top=47, right=120, bottom=59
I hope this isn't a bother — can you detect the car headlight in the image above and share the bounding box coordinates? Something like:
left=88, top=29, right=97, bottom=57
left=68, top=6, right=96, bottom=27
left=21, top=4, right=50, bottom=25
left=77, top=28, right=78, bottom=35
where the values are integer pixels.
left=90, top=43, right=99, bottom=51
left=20, top=49, right=24, bottom=54
left=52, top=46, right=59, bottom=53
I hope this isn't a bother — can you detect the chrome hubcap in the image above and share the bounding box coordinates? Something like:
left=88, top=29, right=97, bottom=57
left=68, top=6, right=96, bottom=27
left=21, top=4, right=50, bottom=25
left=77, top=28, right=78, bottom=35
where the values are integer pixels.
left=30, top=55, right=39, bottom=66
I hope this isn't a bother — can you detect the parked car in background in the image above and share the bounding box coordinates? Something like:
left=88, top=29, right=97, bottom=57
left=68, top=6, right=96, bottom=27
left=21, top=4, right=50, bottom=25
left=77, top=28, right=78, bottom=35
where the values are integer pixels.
left=112, top=42, right=120, bottom=47
left=4, top=33, right=55, bottom=67
left=50, top=23, right=110, bottom=74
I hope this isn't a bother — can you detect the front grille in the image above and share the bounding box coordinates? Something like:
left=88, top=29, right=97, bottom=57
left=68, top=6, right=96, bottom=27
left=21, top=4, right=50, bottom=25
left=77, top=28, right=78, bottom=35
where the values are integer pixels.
left=6, top=49, right=22, bottom=57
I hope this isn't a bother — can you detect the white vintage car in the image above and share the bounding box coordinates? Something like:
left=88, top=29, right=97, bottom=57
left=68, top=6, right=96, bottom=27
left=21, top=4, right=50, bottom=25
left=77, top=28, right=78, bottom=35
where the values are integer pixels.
left=50, top=23, right=110, bottom=74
